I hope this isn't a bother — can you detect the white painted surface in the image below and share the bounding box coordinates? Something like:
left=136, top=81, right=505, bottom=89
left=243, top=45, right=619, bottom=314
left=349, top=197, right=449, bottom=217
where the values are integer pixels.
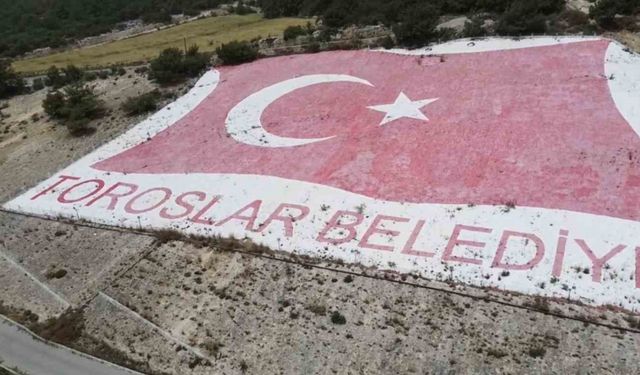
left=606, top=41, right=640, bottom=139
left=381, top=36, right=602, bottom=56
left=4, top=37, right=640, bottom=311
left=367, top=92, right=438, bottom=125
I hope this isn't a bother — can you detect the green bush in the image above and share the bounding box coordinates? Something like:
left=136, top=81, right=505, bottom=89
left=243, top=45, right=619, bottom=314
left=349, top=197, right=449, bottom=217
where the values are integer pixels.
left=64, top=65, right=83, bottom=83
left=45, top=65, right=84, bottom=88
left=463, top=18, right=486, bottom=38
left=97, top=70, right=110, bottom=80
left=283, top=25, right=308, bottom=41
left=304, top=41, right=321, bottom=53
left=110, top=66, right=126, bottom=76
left=380, top=35, right=395, bottom=49
left=0, top=60, right=25, bottom=99
left=46, top=66, right=64, bottom=88
left=142, top=10, right=172, bottom=24
left=134, top=66, right=149, bottom=75
left=392, top=3, right=440, bottom=47
left=183, top=45, right=210, bottom=76
left=43, top=83, right=105, bottom=135
left=150, top=48, right=188, bottom=84
left=149, top=46, right=209, bottom=85
left=42, top=91, right=66, bottom=118
left=562, top=9, right=590, bottom=28
left=32, top=77, right=45, bottom=91
left=496, top=0, right=563, bottom=35
left=215, top=41, right=259, bottom=65
left=260, top=0, right=304, bottom=18
left=83, top=71, right=98, bottom=81
left=121, top=89, right=162, bottom=116
left=590, top=0, right=640, bottom=29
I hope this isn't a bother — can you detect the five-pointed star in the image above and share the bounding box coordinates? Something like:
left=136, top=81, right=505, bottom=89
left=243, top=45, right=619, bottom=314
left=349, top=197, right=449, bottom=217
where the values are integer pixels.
left=367, top=92, right=439, bottom=126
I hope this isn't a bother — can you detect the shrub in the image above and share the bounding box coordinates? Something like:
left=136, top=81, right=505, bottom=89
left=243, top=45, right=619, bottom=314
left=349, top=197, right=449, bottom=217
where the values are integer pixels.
left=315, top=28, right=335, bottom=42
left=304, top=41, right=321, bottom=53
left=32, top=77, right=45, bottom=91
left=121, top=89, right=162, bottom=116
left=97, top=70, right=110, bottom=80
left=83, top=71, right=98, bottom=81
left=183, top=45, right=209, bottom=76
left=392, top=3, right=440, bottom=47
left=111, top=66, right=126, bottom=76
left=381, top=35, right=395, bottom=49
left=43, top=83, right=105, bottom=135
left=562, top=9, right=590, bottom=28
left=330, top=310, right=346, bottom=325
left=322, top=1, right=356, bottom=28
left=134, top=66, right=149, bottom=75
left=260, top=0, right=303, bottom=18
left=42, top=91, right=66, bottom=118
left=149, top=46, right=209, bottom=84
left=0, top=60, right=25, bottom=99
left=142, top=10, right=172, bottom=24
left=63, top=65, right=83, bottom=83
left=150, top=48, right=187, bottom=84
left=496, top=0, right=564, bottom=35
left=215, top=41, right=259, bottom=65
left=46, top=66, right=63, bottom=88
left=463, top=18, right=486, bottom=38
left=283, top=25, right=308, bottom=41
left=590, top=0, right=640, bottom=29
left=45, top=65, right=84, bottom=88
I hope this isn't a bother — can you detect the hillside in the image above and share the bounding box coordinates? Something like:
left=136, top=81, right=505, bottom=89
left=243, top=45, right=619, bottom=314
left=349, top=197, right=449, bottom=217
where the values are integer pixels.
left=0, top=0, right=228, bottom=58
left=12, top=13, right=308, bottom=74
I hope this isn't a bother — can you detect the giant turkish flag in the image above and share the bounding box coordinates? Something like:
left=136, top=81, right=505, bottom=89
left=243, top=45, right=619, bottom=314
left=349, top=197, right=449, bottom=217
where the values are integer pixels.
left=94, top=39, right=640, bottom=221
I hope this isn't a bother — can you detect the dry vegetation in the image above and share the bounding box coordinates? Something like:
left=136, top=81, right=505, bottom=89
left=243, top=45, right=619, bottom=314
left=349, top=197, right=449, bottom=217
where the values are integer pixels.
left=13, top=14, right=308, bottom=74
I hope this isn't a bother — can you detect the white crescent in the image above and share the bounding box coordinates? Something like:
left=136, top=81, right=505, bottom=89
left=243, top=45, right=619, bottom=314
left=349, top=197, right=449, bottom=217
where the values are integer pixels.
left=225, top=74, right=374, bottom=148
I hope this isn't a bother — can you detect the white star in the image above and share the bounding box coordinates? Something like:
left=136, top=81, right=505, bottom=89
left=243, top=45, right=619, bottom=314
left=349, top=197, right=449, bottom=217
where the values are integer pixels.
left=368, top=92, right=438, bottom=126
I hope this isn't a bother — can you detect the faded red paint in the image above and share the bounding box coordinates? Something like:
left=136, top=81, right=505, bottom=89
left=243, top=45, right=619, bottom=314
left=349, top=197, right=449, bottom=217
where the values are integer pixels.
left=215, top=200, right=262, bottom=230
left=358, top=214, right=410, bottom=252
left=28, top=175, right=640, bottom=289
left=30, top=175, right=80, bottom=201
left=574, top=240, right=626, bottom=283
left=317, top=210, right=364, bottom=245
left=86, top=182, right=139, bottom=210
left=57, top=179, right=105, bottom=204
left=401, top=220, right=435, bottom=257
left=256, top=203, right=310, bottom=237
left=124, top=187, right=172, bottom=214
left=492, top=230, right=545, bottom=270
left=94, top=40, right=640, bottom=220
left=159, top=191, right=208, bottom=220
left=443, top=224, right=493, bottom=265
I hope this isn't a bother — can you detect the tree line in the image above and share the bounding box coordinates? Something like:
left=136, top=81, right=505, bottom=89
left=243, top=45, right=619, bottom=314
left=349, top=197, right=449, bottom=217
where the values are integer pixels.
left=0, top=0, right=227, bottom=58
left=259, top=0, right=639, bottom=46
left=1, top=0, right=638, bottom=58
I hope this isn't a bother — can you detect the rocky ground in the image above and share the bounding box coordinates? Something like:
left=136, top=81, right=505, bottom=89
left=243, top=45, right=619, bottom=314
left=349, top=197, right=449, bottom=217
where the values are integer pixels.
left=2, top=41, right=640, bottom=374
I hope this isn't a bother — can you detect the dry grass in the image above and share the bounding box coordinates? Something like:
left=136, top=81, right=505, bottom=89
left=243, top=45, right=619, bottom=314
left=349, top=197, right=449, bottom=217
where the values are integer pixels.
left=13, top=14, right=308, bottom=74
left=610, top=31, right=640, bottom=53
